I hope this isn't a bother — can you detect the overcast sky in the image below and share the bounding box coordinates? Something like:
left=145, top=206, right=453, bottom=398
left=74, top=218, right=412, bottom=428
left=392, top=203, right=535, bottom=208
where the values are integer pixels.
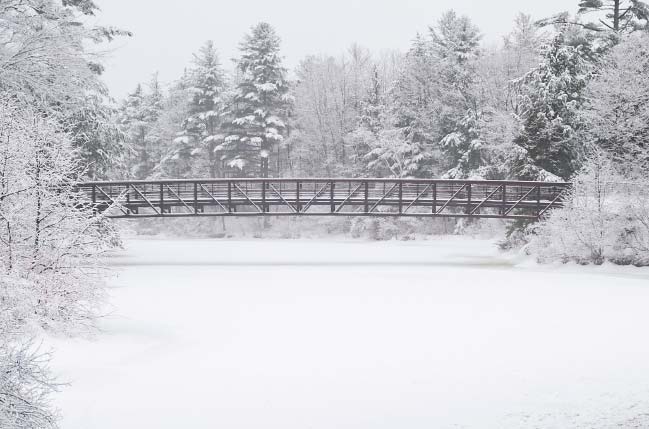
left=94, top=0, right=571, bottom=98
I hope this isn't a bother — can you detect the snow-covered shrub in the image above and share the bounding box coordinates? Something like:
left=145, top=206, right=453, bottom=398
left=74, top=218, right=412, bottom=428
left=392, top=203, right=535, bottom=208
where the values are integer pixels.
left=349, top=218, right=367, bottom=238
left=349, top=217, right=415, bottom=241
left=529, top=151, right=649, bottom=266
left=0, top=341, right=58, bottom=429
left=620, top=185, right=649, bottom=265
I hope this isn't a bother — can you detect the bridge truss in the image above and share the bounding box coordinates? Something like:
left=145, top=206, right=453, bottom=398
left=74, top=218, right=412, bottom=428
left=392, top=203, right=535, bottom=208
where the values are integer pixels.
left=76, top=178, right=569, bottom=220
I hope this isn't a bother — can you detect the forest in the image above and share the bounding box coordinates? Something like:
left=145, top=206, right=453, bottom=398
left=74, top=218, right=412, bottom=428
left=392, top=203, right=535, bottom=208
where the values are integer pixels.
left=0, top=0, right=649, bottom=427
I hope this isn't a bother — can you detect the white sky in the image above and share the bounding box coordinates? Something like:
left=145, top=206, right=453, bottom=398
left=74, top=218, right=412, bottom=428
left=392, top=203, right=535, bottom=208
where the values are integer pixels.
left=94, top=0, right=572, bottom=98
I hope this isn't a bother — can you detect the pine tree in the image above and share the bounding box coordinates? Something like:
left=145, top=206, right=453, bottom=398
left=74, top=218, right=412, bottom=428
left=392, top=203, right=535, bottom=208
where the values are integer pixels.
left=359, top=66, right=384, bottom=135
left=154, top=72, right=193, bottom=178
left=141, top=73, right=165, bottom=177
left=65, top=93, right=125, bottom=180
left=177, top=41, right=227, bottom=177
left=391, top=33, right=439, bottom=150
left=513, top=33, right=594, bottom=180
left=430, top=11, right=484, bottom=179
left=119, top=84, right=146, bottom=177
left=220, top=22, right=290, bottom=177
left=538, top=0, right=649, bottom=33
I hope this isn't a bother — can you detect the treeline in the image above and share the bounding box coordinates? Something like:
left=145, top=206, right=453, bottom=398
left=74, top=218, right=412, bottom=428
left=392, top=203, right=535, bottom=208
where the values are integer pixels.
left=116, top=3, right=649, bottom=186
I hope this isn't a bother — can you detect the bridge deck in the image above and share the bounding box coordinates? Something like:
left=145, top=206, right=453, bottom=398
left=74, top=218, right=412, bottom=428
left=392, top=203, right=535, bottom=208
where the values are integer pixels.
left=76, top=178, right=569, bottom=220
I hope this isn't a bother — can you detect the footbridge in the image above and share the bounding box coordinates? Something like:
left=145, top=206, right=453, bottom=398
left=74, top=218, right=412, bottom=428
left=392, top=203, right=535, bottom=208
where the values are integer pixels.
left=76, top=178, right=569, bottom=220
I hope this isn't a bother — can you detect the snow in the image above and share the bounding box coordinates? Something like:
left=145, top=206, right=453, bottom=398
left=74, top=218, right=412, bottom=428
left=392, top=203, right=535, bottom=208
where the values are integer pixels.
left=49, top=237, right=649, bottom=428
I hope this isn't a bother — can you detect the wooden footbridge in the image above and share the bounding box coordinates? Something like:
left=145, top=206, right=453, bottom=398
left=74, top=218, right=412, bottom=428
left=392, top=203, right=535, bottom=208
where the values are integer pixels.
left=76, top=178, right=569, bottom=220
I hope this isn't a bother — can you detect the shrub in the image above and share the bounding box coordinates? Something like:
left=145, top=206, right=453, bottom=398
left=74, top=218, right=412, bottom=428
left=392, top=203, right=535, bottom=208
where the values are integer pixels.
left=529, top=151, right=649, bottom=266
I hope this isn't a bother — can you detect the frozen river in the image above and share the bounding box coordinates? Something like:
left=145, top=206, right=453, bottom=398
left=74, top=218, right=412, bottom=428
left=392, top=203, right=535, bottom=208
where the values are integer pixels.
left=51, top=238, right=649, bottom=428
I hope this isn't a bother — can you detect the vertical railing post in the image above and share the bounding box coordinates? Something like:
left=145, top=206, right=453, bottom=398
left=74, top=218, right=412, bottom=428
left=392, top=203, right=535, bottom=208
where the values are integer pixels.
left=296, top=180, right=301, bottom=213
left=364, top=181, right=369, bottom=214
left=227, top=180, right=232, bottom=213
left=398, top=181, right=403, bottom=214
left=125, top=184, right=131, bottom=215
left=501, top=184, right=507, bottom=217
left=466, top=183, right=472, bottom=215
left=537, top=184, right=542, bottom=218
left=193, top=182, right=198, bottom=214
left=330, top=181, right=335, bottom=213
left=91, top=185, right=96, bottom=206
left=432, top=183, right=437, bottom=214
left=262, top=180, right=266, bottom=213
left=159, top=183, right=164, bottom=215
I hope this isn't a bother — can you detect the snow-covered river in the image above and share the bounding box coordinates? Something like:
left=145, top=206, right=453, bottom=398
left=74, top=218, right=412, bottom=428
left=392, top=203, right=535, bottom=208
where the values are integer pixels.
left=50, top=238, right=649, bottom=428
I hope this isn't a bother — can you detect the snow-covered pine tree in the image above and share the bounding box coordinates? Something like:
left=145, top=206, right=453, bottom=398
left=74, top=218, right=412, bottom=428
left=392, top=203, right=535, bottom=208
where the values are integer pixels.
left=513, top=32, right=594, bottom=180
left=388, top=12, right=485, bottom=179
left=153, top=72, right=194, bottom=178
left=119, top=84, right=148, bottom=177
left=391, top=33, right=438, bottom=149
left=430, top=11, right=485, bottom=179
left=359, top=66, right=384, bottom=136
left=118, top=76, right=165, bottom=179
left=64, top=93, right=125, bottom=180
left=363, top=128, right=431, bottom=178
left=349, top=64, right=431, bottom=179
left=175, top=41, right=227, bottom=178
left=221, top=23, right=290, bottom=177
left=538, top=0, right=649, bottom=33
left=141, top=74, right=165, bottom=177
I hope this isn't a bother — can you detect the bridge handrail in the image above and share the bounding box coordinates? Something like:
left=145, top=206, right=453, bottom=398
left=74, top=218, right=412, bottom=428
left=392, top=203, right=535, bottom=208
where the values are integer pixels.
left=77, top=178, right=571, bottom=187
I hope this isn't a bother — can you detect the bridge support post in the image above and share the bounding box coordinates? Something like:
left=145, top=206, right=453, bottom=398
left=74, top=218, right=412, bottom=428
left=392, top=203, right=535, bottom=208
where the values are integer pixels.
left=330, top=181, right=335, bottom=213
left=296, top=181, right=301, bottom=213
left=159, top=183, right=164, bottom=215
left=262, top=181, right=266, bottom=214
left=193, top=182, right=198, bottom=215
left=228, top=181, right=232, bottom=213
left=432, top=183, right=437, bottom=214
left=364, top=181, right=369, bottom=214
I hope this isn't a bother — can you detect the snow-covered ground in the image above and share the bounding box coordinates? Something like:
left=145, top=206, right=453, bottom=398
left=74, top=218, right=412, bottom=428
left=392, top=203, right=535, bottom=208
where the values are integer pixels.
left=49, top=237, right=649, bottom=429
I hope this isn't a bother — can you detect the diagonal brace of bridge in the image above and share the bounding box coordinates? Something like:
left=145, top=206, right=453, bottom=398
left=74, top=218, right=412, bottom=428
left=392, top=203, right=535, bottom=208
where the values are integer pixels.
left=76, top=178, right=570, bottom=220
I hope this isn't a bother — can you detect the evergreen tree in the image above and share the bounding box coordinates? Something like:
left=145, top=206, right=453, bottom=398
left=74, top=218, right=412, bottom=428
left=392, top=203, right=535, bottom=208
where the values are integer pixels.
left=119, top=84, right=147, bottom=177
left=513, top=33, right=594, bottom=180
left=155, top=72, right=193, bottom=178
left=118, top=77, right=164, bottom=179
left=176, top=41, right=227, bottom=177
left=538, top=0, right=649, bottom=33
left=430, top=11, right=484, bottom=179
left=65, top=93, right=125, bottom=180
left=391, top=33, right=439, bottom=151
left=220, top=22, right=290, bottom=177
left=141, top=73, right=165, bottom=176
left=359, top=66, right=384, bottom=135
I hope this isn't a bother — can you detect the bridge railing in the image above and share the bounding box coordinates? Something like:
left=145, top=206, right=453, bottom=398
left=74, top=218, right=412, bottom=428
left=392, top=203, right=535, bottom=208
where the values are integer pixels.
left=75, top=178, right=570, bottom=220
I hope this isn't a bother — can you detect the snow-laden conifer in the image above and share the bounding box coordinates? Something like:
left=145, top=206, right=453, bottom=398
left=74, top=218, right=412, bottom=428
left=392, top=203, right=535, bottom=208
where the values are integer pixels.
left=220, top=23, right=290, bottom=177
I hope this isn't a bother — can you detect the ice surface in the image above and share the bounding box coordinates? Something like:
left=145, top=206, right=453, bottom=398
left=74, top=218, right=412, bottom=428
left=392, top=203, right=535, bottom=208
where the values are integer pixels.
left=49, top=238, right=649, bottom=428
